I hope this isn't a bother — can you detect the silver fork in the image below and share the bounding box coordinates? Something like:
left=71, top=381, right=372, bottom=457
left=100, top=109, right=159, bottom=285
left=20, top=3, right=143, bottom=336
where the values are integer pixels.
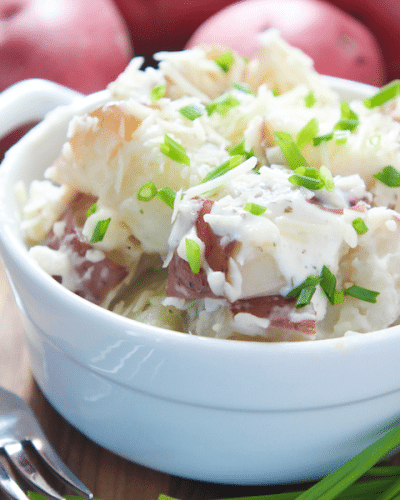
left=0, top=386, right=93, bottom=500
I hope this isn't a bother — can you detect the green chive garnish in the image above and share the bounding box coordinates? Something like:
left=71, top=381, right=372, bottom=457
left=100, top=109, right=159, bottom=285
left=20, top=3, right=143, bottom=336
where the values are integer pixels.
left=137, top=181, right=158, bottom=202
left=243, top=202, right=267, bottom=215
left=289, top=172, right=324, bottom=190
left=319, top=165, right=335, bottom=191
left=160, top=134, right=190, bottom=165
left=86, top=203, right=97, bottom=218
left=313, top=102, right=358, bottom=146
left=295, top=285, right=317, bottom=308
left=228, top=140, right=254, bottom=160
left=150, top=84, right=166, bottom=102
left=288, top=166, right=325, bottom=190
left=157, top=187, right=176, bottom=209
left=202, top=155, right=243, bottom=183
left=320, top=265, right=345, bottom=305
left=185, top=238, right=201, bottom=274
left=344, top=285, right=380, bottom=303
left=352, top=218, right=369, bottom=235
left=296, top=118, right=319, bottom=150
left=206, top=94, right=241, bottom=116
left=313, top=131, right=334, bottom=146
left=373, top=165, right=400, bottom=187
left=286, top=275, right=321, bottom=299
left=363, top=80, right=400, bottom=109
left=335, top=102, right=359, bottom=132
left=179, top=104, right=204, bottom=121
left=232, top=82, right=255, bottom=95
left=274, top=130, right=310, bottom=170
left=214, top=50, right=235, bottom=72
left=305, top=90, right=317, bottom=108
left=90, top=218, right=111, bottom=243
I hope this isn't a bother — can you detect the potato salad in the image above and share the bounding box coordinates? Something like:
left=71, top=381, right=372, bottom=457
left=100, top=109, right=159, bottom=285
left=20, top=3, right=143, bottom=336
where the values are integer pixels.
left=18, top=30, right=400, bottom=341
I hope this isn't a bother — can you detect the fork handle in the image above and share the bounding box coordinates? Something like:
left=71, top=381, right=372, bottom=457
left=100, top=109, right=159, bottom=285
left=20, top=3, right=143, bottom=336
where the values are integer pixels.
left=0, top=79, right=82, bottom=140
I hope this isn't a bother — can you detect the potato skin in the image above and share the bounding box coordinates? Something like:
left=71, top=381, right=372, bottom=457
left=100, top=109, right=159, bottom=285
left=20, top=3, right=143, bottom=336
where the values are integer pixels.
left=185, top=0, right=385, bottom=87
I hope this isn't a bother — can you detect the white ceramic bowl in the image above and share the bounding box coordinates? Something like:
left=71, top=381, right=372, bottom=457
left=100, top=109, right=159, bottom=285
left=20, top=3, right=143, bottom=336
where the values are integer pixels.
left=1, top=77, right=400, bottom=486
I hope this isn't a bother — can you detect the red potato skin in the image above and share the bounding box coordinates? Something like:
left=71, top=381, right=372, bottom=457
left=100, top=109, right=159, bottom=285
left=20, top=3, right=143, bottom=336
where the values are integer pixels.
left=327, top=0, right=400, bottom=83
left=45, top=195, right=129, bottom=305
left=185, top=0, right=385, bottom=87
left=0, top=0, right=132, bottom=94
left=0, top=0, right=133, bottom=160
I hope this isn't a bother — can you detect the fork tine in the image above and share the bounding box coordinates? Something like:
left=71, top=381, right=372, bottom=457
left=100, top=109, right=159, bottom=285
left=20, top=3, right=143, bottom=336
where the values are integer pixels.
left=4, top=441, right=65, bottom=500
left=30, top=437, right=93, bottom=499
left=0, top=459, right=30, bottom=500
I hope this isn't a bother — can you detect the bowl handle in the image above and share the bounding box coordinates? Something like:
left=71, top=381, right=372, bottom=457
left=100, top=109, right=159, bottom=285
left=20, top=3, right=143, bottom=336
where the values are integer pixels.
left=0, top=79, right=82, bottom=140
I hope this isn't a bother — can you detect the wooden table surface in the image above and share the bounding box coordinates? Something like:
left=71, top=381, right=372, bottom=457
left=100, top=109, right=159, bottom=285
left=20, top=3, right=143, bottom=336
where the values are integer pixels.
left=1, top=260, right=399, bottom=500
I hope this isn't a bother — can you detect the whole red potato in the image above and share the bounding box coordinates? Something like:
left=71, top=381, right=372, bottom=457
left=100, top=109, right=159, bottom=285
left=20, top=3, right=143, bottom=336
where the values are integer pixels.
left=186, top=0, right=385, bottom=87
left=0, top=0, right=133, bottom=161
left=110, top=0, right=236, bottom=63
left=325, top=0, right=400, bottom=82
left=0, top=0, right=133, bottom=94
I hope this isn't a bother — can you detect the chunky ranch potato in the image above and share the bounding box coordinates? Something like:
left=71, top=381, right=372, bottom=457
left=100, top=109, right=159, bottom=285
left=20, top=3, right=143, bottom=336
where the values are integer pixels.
left=19, top=31, right=400, bottom=341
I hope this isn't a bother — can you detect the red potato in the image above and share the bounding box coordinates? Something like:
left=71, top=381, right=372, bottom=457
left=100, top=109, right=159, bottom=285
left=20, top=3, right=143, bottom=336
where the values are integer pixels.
left=0, top=0, right=133, bottom=94
left=326, top=0, right=400, bottom=82
left=0, top=0, right=133, bottom=160
left=186, top=0, right=385, bottom=87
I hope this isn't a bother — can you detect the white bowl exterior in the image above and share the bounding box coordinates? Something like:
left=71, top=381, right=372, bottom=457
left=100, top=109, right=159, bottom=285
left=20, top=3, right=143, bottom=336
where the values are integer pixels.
left=1, top=77, right=400, bottom=483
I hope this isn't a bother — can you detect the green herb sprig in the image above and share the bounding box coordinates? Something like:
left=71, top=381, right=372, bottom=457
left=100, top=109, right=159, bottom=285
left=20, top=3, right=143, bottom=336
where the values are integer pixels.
left=137, top=181, right=176, bottom=209
left=287, top=265, right=379, bottom=308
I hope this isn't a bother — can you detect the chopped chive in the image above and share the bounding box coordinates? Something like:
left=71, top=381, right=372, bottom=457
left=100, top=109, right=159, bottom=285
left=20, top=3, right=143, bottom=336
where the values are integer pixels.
left=90, top=218, right=111, bottom=243
left=228, top=139, right=254, bottom=159
left=352, top=218, right=369, bottom=235
left=373, top=165, right=400, bottom=187
left=157, top=187, right=176, bottom=209
left=296, top=118, right=319, bottom=150
left=202, top=155, right=243, bottom=183
left=185, top=238, right=201, bottom=274
left=232, top=82, right=255, bottom=95
left=274, top=130, right=310, bottom=170
left=344, top=285, right=380, bottom=303
left=179, top=103, right=204, bottom=121
left=288, top=167, right=324, bottom=190
left=160, top=134, right=190, bottom=165
left=150, top=84, right=166, bottom=102
left=334, top=129, right=348, bottom=145
left=320, top=265, right=345, bottom=305
left=286, top=275, right=322, bottom=299
left=370, top=134, right=381, bottom=147
left=243, top=202, right=267, bottom=215
left=340, top=101, right=359, bottom=122
left=334, top=118, right=359, bottom=132
left=313, top=131, right=334, bottom=146
left=363, top=80, right=400, bottom=109
left=289, top=173, right=324, bottom=190
left=214, top=50, right=235, bottom=72
left=305, top=90, right=317, bottom=108
left=137, top=181, right=158, bottom=202
left=313, top=102, right=358, bottom=147
left=86, top=203, right=97, bottom=218
left=206, top=94, right=241, bottom=116
left=319, top=165, right=335, bottom=191
left=295, top=285, right=317, bottom=308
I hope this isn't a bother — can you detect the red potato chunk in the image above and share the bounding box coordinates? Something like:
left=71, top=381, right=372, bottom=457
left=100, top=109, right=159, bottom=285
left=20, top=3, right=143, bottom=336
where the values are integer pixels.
left=45, top=194, right=128, bottom=305
left=166, top=199, right=236, bottom=299
left=231, top=295, right=317, bottom=337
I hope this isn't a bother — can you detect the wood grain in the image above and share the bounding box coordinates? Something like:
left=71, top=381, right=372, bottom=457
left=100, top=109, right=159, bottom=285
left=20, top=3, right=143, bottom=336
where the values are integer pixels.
left=0, top=260, right=399, bottom=500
